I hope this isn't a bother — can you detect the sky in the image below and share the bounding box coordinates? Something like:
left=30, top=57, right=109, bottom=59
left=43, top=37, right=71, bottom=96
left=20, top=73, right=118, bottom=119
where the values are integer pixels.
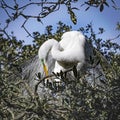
left=0, top=0, right=120, bottom=45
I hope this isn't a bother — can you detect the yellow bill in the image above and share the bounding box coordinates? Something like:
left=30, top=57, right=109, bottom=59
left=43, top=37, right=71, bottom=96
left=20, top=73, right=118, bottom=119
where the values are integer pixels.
left=43, top=63, right=48, bottom=76
left=41, top=59, right=48, bottom=76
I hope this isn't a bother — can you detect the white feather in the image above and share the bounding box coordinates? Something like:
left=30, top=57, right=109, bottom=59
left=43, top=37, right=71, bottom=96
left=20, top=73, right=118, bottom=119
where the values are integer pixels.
left=38, top=31, right=86, bottom=74
left=51, top=31, right=85, bottom=72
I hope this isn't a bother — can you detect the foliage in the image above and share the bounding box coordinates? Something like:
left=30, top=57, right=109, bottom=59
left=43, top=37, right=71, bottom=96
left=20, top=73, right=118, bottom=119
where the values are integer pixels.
left=0, top=22, right=120, bottom=119
left=0, top=0, right=120, bottom=119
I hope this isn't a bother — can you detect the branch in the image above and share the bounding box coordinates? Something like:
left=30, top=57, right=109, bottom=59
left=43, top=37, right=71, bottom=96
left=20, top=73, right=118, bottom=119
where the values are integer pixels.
left=0, top=0, right=63, bottom=39
left=34, top=68, right=73, bottom=94
left=21, top=18, right=34, bottom=38
left=17, top=2, right=59, bottom=10
left=108, top=34, right=120, bottom=41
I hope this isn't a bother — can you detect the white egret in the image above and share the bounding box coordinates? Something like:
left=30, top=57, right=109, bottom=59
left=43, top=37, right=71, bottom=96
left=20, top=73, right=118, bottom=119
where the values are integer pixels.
left=21, top=30, right=107, bottom=96
left=38, top=31, right=85, bottom=77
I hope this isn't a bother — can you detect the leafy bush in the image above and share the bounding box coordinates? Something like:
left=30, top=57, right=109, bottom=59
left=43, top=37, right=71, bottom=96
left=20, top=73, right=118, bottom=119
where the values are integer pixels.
left=0, top=23, right=120, bottom=120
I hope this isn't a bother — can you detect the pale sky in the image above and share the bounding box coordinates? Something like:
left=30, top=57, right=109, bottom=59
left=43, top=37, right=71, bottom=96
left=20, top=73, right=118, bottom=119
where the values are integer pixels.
left=0, top=0, right=120, bottom=45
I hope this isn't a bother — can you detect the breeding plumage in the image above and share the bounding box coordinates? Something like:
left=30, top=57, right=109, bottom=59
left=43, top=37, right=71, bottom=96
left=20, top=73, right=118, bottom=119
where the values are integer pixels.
left=38, top=31, right=85, bottom=76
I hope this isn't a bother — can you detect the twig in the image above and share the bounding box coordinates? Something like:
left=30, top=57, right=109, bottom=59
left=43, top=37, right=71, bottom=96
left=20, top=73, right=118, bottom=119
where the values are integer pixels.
left=21, top=18, right=34, bottom=38
left=108, top=34, right=120, bottom=41
left=14, top=112, right=26, bottom=120
left=0, top=0, right=63, bottom=39
left=34, top=68, right=73, bottom=94
left=17, top=2, right=58, bottom=10
left=6, top=108, right=15, bottom=120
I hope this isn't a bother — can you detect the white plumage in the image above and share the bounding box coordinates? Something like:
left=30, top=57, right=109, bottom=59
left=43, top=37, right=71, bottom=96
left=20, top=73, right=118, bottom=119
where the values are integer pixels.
left=38, top=31, right=86, bottom=75
left=22, top=30, right=106, bottom=96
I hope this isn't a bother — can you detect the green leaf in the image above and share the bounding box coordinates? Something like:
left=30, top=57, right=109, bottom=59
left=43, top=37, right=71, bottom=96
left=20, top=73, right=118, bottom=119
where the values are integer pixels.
left=68, top=7, right=77, bottom=24
left=71, top=11, right=77, bottom=24
left=73, top=66, right=77, bottom=78
left=60, top=70, right=64, bottom=79
left=104, top=2, right=109, bottom=7
left=85, top=7, right=90, bottom=11
left=100, top=4, right=104, bottom=12
left=37, top=17, right=43, bottom=24
left=41, top=12, right=49, bottom=17
left=111, top=0, right=116, bottom=5
left=37, top=72, right=41, bottom=79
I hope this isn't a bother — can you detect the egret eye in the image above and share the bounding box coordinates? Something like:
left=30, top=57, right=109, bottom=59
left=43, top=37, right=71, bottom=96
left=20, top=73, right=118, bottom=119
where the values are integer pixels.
left=41, top=59, right=44, bottom=64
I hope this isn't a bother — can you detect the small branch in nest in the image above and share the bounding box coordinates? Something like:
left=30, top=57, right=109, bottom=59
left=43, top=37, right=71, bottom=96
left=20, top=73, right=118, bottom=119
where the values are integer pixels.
left=14, top=112, right=26, bottom=120
left=6, top=108, right=15, bottom=120
left=34, top=68, right=73, bottom=94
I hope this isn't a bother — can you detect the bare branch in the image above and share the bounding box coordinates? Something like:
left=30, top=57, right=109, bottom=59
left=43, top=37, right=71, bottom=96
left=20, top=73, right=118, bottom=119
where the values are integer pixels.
left=0, top=0, right=64, bottom=39
left=21, top=18, right=34, bottom=38
left=108, top=34, right=120, bottom=41
left=17, top=2, right=58, bottom=10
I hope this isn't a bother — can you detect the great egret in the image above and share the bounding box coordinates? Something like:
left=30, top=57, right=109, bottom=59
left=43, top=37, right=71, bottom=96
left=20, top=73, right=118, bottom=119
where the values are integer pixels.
left=38, top=31, right=85, bottom=77
left=22, top=30, right=107, bottom=96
